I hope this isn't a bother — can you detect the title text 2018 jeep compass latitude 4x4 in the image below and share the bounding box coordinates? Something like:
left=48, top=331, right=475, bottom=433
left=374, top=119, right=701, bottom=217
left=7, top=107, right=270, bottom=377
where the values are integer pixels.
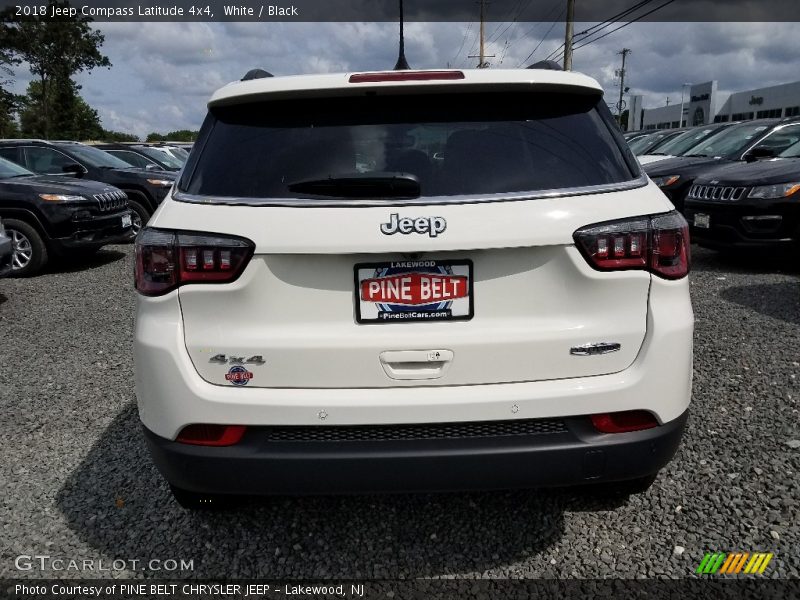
left=134, top=69, right=693, bottom=508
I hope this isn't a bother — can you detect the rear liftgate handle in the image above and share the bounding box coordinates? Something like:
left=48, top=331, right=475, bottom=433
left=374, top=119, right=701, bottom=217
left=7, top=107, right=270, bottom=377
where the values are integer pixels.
left=379, top=349, right=454, bottom=381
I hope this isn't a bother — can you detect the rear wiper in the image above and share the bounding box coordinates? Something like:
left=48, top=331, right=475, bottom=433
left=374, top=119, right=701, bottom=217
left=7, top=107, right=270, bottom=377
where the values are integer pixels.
left=287, top=172, right=420, bottom=199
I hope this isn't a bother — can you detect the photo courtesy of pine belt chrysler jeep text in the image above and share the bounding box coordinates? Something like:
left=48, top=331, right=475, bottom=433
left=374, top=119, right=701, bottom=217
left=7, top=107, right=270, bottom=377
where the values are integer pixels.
left=133, top=67, right=694, bottom=508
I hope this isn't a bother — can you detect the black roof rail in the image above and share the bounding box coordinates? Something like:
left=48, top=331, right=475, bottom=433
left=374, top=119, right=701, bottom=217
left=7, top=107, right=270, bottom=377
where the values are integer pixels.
left=241, top=69, right=274, bottom=81
left=526, top=60, right=563, bottom=71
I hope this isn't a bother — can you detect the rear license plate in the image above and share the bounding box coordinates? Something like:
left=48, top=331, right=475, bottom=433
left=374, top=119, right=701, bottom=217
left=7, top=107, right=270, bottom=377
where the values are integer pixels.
left=355, top=259, right=473, bottom=324
left=121, top=213, right=132, bottom=228
left=694, top=213, right=710, bottom=228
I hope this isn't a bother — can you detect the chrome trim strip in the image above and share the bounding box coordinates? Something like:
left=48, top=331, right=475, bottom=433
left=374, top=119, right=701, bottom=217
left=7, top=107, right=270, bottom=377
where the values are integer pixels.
left=171, top=175, right=649, bottom=208
left=742, top=215, right=782, bottom=221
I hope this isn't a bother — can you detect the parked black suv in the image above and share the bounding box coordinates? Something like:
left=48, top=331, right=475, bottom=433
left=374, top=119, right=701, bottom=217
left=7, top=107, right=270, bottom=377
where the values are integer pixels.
left=0, top=217, right=12, bottom=277
left=92, top=143, right=183, bottom=172
left=684, top=140, right=800, bottom=252
left=0, top=156, right=131, bottom=276
left=644, top=118, right=800, bottom=211
left=0, top=140, right=176, bottom=235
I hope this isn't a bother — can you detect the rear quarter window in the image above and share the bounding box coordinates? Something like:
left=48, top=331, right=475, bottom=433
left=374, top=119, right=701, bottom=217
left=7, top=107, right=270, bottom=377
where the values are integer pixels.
left=180, top=91, right=639, bottom=202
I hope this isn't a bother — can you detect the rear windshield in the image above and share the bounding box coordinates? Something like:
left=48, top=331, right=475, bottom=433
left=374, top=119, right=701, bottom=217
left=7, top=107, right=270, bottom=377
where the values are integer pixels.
left=180, top=92, right=638, bottom=201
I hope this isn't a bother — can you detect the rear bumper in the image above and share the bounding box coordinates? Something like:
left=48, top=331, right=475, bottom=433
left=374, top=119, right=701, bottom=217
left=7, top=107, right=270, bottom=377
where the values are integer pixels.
left=143, top=410, right=688, bottom=495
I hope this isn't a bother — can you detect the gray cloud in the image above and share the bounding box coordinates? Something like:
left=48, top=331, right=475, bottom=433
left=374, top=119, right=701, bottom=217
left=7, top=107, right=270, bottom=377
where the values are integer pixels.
left=5, top=22, right=800, bottom=137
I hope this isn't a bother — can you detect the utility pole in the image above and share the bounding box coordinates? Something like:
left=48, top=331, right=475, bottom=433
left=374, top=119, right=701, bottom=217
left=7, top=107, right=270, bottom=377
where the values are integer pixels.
left=616, top=48, right=631, bottom=123
left=468, top=0, right=495, bottom=68
left=563, top=0, right=575, bottom=70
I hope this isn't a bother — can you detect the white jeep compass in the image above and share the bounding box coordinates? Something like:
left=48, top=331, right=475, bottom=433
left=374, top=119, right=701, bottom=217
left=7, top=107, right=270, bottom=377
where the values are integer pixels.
left=134, top=67, right=693, bottom=508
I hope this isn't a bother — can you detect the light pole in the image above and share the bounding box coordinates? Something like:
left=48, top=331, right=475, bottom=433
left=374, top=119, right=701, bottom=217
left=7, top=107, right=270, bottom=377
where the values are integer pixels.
left=678, top=82, right=691, bottom=127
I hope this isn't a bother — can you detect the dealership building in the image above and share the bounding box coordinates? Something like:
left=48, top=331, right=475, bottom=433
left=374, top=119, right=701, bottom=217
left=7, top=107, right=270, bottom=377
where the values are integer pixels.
left=627, top=80, right=800, bottom=131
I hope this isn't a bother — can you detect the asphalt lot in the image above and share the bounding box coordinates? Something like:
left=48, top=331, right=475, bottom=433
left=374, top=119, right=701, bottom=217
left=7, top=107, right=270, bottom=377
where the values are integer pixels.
left=0, top=244, right=798, bottom=580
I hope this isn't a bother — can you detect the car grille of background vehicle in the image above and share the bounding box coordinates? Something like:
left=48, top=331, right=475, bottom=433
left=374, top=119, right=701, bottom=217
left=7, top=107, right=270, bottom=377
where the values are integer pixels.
left=93, top=191, right=128, bottom=212
left=688, top=185, right=747, bottom=201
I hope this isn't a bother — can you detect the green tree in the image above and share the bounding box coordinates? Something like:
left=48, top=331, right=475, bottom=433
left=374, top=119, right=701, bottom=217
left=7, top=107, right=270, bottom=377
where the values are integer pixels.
left=102, top=130, right=139, bottom=142
left=19, top=79, right=103, bottom=140
left=1, top=0, right=110, bottom=138
left=0, top=87, right=20, bottom=137
left=0, top=27, right=21, bottom=137
left=164, top=129, right=198, bottom=142
left=146, top=130, right=198, bottom=142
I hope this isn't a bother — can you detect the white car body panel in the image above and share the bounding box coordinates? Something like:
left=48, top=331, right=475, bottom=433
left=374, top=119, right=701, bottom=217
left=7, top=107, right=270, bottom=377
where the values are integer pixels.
left=135, top=275, right=692, bottom=440
left=149, top=184, right=674, bottom=390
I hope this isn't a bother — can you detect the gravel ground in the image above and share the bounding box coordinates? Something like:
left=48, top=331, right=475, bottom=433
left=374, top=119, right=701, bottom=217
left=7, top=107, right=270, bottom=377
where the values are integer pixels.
left=0, top=244, right=798, bottom=580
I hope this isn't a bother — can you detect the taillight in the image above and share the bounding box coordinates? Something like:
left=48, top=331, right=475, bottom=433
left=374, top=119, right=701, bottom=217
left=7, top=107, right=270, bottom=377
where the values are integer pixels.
left=590, top=411, right=659, bottom=433
left=176, top=424, right=247, bottom=446
left=348, top=70, right=465, bottom=83
left=135, top=228, right=254, bottom=296
left=573, top=211, right=690, bottom=279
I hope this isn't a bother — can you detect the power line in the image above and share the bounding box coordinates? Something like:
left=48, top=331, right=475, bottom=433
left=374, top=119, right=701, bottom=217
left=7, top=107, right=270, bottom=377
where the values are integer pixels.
left=547, top=0, right=662, bottom=64
left=451, top=22, right=474, bottom=67
left=487, top=0, right=533, bottom=45
left=570, top=0, right=677, bottom=52
left=515, top=5, right=566, bottom=67
left=486, top=0, right=526, bottom=44
left=507, top=0, right=563, bottom=50
left=543, top=40, right=566, bottom=63
left=574, top=0, right=656, bottom=38
left=537, top=0, right=655, bottom=64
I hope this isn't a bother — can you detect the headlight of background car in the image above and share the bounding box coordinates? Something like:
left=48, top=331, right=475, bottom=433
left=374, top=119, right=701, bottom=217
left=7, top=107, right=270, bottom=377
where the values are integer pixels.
left=147, top=179, right=173, bottom=187
left=747, top=183, right=800, bottom=199
left=38, top=194, right=86, bottom=202
left=651, top=175, right=681, bottom=188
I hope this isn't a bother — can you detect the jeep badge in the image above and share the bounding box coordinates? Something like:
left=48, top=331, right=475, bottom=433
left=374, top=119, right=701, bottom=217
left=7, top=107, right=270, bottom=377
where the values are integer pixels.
left=380, top=213, right=447, bottom=237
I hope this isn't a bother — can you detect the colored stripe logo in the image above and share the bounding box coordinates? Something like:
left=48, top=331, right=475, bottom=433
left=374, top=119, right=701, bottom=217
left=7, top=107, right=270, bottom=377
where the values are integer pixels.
left=696, top=552, right=773, bottom=574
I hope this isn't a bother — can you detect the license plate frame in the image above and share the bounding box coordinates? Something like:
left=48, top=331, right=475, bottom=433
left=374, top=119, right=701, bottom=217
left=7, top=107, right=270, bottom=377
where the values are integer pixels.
left=694, top=213, right=710, bottom=229
left=354, top=259, right=474, bottom=324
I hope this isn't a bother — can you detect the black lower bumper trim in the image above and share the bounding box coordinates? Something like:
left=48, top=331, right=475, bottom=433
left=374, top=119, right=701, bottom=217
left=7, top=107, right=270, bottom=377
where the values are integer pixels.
left=143, top=410, right=689, bottom=495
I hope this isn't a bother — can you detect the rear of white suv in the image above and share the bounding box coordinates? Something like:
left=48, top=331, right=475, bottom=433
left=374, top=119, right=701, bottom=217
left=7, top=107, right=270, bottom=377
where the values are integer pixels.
left=133, top=68, right=693, bottom=507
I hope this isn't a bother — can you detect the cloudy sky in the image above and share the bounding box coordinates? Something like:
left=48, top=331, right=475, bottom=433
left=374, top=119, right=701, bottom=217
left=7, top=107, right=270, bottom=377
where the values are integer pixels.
left=6, top=21, right=799, bottom=137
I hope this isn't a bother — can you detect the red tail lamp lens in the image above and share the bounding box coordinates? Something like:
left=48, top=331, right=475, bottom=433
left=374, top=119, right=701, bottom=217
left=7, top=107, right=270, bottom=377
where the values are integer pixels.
left=590, top=411, right=659, bottom=433
left=349, top=70, right=465, bottom=83
left=573, top=211, right=690, bottom=280
left=135, top=228, right=254, bottom=296
left=176, top=425, right=247, bottom=446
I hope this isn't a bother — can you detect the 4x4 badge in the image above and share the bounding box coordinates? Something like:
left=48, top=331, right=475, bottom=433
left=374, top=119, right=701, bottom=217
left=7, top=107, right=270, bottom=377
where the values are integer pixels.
left=380, top=213, right=446, bottom=238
